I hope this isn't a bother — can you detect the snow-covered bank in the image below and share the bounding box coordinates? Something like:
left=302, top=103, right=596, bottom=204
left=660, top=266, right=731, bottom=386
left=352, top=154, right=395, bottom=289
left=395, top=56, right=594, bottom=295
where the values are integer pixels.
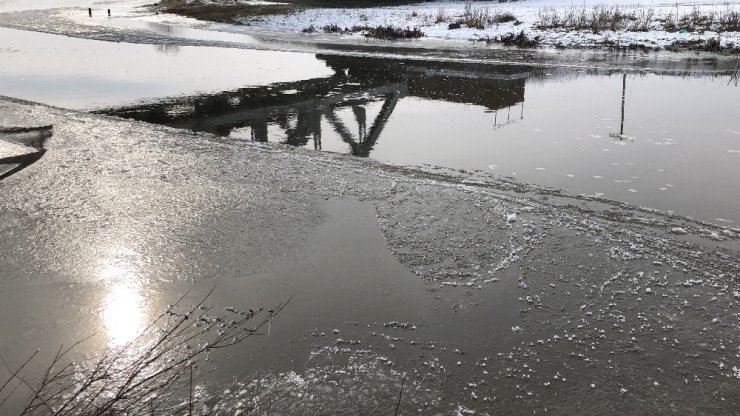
left=246, top=0, right=740, bottom=51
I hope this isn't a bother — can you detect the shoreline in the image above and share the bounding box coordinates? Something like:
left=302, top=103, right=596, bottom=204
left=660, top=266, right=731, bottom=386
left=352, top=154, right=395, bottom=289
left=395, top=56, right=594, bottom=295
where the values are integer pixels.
left=1, top=8, right=739, bottom=75
left=158, top=0, right=740, bottom=54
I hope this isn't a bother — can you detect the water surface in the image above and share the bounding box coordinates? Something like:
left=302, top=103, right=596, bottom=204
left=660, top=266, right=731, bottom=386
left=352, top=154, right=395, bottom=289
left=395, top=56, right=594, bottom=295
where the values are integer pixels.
left=99, top=55, right=740, bottom=225
left=0, top=27, right=332, bottom=109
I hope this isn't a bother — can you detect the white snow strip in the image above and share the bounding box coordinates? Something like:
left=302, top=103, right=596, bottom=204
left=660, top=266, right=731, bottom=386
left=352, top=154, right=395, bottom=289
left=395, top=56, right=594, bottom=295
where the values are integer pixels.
left=241, top=0, right=740, bottom=50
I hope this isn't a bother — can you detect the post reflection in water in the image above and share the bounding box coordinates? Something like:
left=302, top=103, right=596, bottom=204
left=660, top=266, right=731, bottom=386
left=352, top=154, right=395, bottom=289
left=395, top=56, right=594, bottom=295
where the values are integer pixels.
left=98, top=249, right=146, bottom=347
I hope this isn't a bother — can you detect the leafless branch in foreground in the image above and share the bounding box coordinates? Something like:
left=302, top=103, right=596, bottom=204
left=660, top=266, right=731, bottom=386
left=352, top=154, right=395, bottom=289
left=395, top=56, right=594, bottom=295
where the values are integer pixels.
left=0, top=289, right=290, bottom=416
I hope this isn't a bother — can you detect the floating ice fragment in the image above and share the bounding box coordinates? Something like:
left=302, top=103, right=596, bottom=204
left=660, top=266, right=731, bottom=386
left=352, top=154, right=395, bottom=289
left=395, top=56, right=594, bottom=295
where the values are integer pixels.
left=454, top=405, right=477, bottom=415
left=506, top=213, right=517, bottom=223
left=512, top=326, right=522, bottom=333
left=535, top=167, right=546, bottom=171
left=670, top=227, right=687, bottom=235
left=619, top=388, right=628, bottom=394
left=590, top=383, right=596, bottom=388
left=628, top=189, right=638, bottom=193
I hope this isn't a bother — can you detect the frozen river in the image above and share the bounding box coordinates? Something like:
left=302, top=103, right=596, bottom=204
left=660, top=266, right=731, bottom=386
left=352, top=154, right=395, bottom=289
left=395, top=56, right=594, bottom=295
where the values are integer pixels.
left=1, top=1, right=739, bottom=415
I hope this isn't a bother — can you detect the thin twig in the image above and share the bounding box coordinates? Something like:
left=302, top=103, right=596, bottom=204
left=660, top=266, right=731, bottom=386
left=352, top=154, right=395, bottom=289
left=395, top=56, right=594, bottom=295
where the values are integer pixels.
left=189, top=363, right=193, bottom=416
left=0, top=350, right=39, bottom=408
left=394, top=377, right=405, bottom=416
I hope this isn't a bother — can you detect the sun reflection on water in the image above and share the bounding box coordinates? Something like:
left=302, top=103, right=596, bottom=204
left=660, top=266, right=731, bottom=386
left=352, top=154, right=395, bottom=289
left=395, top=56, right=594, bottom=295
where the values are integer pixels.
left=99, top=249, right=147, bottom=347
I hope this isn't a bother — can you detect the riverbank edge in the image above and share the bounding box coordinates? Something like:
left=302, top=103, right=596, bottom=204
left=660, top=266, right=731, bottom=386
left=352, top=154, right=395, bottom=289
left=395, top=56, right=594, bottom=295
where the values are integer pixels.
left=156, top=0, right=740, bottom=55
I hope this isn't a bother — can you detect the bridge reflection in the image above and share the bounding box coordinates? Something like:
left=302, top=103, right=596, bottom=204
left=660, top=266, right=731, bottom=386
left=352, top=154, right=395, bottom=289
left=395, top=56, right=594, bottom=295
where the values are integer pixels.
left=101, top=55, right=529, bottom=158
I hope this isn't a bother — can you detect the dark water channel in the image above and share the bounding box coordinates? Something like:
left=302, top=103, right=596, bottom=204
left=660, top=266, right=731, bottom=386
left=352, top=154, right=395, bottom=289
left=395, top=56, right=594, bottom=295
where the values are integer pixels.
left=100, top=54, right=740, bottom=226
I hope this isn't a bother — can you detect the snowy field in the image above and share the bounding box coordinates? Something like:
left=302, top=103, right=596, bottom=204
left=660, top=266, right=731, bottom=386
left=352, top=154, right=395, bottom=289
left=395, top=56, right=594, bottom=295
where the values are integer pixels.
left=245, top=0, right=740, bottom=50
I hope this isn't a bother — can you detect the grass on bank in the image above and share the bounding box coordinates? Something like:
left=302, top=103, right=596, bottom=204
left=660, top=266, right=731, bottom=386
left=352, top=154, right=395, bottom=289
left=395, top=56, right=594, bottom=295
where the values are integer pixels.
left=537, top=5, right=740, bottom=33
left=157, top=0, right=739, bottom=52
left=456, top=1, right=517, bottom=29
left=537, top=5, right=654, bottom=33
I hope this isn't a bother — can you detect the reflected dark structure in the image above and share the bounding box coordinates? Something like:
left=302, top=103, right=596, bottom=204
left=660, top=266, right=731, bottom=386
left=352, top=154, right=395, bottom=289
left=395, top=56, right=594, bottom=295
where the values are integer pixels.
left=0, top=125, right=52, bottom=180
left=100, top=55, right=529, bottom=157
left=609, top=73, right=631, bottom=142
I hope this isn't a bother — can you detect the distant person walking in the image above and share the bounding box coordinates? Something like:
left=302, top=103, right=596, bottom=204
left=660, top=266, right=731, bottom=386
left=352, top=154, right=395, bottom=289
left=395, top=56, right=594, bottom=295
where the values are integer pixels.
left=88, top=7, right=92, bottom=17
left=108, top=9, right=111, bottom=17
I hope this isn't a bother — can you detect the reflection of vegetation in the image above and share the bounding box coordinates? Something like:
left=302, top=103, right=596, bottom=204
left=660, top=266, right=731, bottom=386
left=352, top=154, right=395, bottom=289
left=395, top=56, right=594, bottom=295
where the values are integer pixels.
left=155, top=44, right=181, bottom=54
left=0, top=291, right=287, bottom=415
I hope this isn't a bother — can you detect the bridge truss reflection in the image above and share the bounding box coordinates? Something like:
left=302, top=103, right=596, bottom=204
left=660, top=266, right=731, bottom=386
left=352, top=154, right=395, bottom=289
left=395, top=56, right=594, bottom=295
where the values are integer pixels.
left=101, top=55, right=530, bottom=158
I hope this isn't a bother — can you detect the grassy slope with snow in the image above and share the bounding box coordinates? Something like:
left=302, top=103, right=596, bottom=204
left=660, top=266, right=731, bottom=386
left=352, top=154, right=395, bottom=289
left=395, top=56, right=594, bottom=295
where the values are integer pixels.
left=244, top=0, right=740, bottom=50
